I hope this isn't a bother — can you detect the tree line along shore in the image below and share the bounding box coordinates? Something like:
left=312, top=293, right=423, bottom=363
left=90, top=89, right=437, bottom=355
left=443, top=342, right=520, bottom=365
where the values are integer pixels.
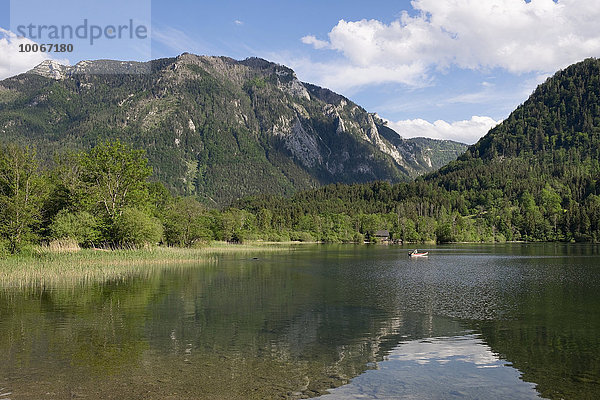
left=2, top=133, right=600, bottom=258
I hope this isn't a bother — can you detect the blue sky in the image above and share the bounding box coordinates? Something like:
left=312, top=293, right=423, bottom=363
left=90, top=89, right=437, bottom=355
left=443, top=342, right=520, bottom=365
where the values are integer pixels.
left=2, top=0, right=600, bottom=143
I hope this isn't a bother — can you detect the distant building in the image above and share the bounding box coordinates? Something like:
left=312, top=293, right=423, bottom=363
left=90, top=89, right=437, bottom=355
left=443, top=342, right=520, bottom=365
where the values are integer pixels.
left=374, top=230, right=390, bottom=242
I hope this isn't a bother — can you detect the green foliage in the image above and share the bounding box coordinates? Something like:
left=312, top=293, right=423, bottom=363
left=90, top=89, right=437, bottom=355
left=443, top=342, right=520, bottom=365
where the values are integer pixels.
left=289, top=231, right=315, bottom=242
left=0, top=144, right=47, bottom=253
left=112, top=207, right=163, bottom=247
left=162, top=197, right=213, bottom=246
left=352, top=232, right=365, bottom=243
left=41, top=141, right=162, bottom=247
left=79, top=140, right=152, bottom=221
left=243, top=77, right=267, bottom=91
left=0, top=55, right=464, bottom=207
left=50, top=210, right=100, bottom=246
left=218, top=208, right=255, bottom=243
left=4, top=58, right=600, bottom=251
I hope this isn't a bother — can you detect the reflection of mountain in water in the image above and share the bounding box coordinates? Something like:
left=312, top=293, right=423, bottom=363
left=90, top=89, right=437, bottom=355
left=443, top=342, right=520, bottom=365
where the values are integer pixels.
left=136, top=259, right=478, bottom=398
left=474, top=268, right=600, bottom=400
left=1, top=245, right=599, bottom=399
left=0, top=253, right=476, bottom=399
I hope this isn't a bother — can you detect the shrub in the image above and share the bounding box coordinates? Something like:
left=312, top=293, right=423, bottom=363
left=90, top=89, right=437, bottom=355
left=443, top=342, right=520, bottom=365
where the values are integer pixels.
left=113, top=208, right=163, bottom=247
left=352, top=232, right=365, bottom=244
left=162, top=197, right=214, bottom=246
left=0, top=239, right=9, bottom=257
left=50, top=210, right=100, bottom=246
left=290, top=231, right=315, bottom=242
left=320, top=231, right=341, bottom=243
left=266, top=232, right=290, bottom=242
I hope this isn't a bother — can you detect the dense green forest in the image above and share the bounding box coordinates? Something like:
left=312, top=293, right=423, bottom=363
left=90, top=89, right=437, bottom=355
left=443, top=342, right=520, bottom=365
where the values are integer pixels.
left=2, top=58, right=600, bottom=254
left=0, top=55, right=465, bottom=206
left=0, top=139, right=483, bottom=254
left=236, top=59, right=600, bottom=244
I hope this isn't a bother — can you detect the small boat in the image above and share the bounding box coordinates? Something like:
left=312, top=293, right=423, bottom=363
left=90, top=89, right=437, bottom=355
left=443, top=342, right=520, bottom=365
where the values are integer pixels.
left=408, top=250, right=429, bottom=257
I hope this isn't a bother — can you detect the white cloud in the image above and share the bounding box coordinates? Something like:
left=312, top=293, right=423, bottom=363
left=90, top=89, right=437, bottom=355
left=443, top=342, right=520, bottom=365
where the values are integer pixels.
left=152, top=25, right=205, bottom=55
left=0, top=28, right=60, bottom=80
left=270, top=53, right=431, bottom=95
left=300, top=35, right=329, bottom=49
left=234, top=20, right=244, bottom=26
left=302, top=0, right=600, bottom=89
left=387, top=116, right=500, bottom=144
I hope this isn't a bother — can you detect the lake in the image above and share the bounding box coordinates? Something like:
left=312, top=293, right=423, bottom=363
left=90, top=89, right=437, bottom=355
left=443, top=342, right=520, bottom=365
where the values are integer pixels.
left=1, top=244, right=599, bottom=399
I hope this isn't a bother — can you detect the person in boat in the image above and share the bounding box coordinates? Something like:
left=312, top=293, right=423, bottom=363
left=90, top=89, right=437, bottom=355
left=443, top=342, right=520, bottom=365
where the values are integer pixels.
left=412, top=249, right=418, bottom=255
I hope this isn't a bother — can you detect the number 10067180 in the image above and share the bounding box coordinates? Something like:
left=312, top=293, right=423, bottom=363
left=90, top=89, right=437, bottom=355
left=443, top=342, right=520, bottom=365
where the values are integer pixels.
left=19, top=43, right=74, bottom=53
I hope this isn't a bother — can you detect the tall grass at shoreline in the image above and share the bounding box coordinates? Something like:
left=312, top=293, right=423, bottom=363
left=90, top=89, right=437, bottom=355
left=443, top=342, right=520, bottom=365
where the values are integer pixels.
left=0, top=242, right=297, bottom=289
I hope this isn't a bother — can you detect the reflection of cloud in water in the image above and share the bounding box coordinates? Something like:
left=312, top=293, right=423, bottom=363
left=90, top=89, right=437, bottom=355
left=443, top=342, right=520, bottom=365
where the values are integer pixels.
left=320, top=335, right=540, bottom=399
left=393, top=335, right=498, bottom=367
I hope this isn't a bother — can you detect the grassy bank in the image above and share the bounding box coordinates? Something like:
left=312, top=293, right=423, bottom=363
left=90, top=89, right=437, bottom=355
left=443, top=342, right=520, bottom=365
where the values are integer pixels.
left=0, top=242, right=297, bottom=289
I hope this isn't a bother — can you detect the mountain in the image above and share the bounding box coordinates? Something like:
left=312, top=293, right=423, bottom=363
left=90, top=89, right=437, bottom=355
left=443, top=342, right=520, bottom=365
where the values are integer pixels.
left=421, top=58, right=600, bottom=241
left=233, top=58, right=600, bottom=243
left=404, top=137, right=470, bottom=171
left=0, top=54, right=466, bottom=206
left=428, top=57, right=600, bottom=197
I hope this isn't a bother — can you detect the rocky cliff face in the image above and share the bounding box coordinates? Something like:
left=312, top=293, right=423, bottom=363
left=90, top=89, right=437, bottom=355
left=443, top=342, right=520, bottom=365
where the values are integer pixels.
left=0, top=53, right=466, bottom=205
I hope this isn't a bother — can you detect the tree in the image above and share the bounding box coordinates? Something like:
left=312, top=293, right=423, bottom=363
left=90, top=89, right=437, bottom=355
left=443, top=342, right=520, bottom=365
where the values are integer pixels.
left=541, top=185, right=562, bottom=236
left=48, top=151, right=86, bottom=214
left=220, top=208, right=254, bottom=242
left=50, top=210, right=100, bottom=247
left=79, top=140, right=152, bottom=222
left=163, top=197, right=213, bottom=246
left=113, top=208, right=163, bottom=247
left=256, top=208, right=273, bottom=231
left=359, top=213, right=383, bottom=240
left=520, top=191, right=543, bottom=240
left=0, top=144, right=46, bottom=253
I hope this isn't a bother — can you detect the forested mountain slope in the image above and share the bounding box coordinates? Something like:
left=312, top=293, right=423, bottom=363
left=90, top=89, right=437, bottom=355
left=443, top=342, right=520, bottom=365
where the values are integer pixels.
left=0, top=54, right=466, bottom=205
left=423, top=58, right=600, bottom=240
left=236, top=58, right=600, bottom=242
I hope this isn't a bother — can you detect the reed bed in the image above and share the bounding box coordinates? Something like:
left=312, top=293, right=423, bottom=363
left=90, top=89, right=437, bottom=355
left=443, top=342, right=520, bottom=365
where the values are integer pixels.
left=0, top=242, right=296, bottom=289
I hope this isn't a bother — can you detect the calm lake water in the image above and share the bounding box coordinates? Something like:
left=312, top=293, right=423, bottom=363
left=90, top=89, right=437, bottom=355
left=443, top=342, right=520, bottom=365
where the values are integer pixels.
left=1, top=244, right=600, bottom=399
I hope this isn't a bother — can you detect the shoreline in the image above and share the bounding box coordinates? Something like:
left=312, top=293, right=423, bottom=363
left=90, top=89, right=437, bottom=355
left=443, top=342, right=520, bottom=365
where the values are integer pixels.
left=0, top=242, right=299, bottom=289
left=2, top=241, right=596, bottom=288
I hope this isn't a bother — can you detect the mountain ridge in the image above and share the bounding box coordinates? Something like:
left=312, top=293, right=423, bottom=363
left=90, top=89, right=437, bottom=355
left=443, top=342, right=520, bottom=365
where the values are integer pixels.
left=0, top=53, right=466, bottom=205
left=232, top=57, right=600, bottom=243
